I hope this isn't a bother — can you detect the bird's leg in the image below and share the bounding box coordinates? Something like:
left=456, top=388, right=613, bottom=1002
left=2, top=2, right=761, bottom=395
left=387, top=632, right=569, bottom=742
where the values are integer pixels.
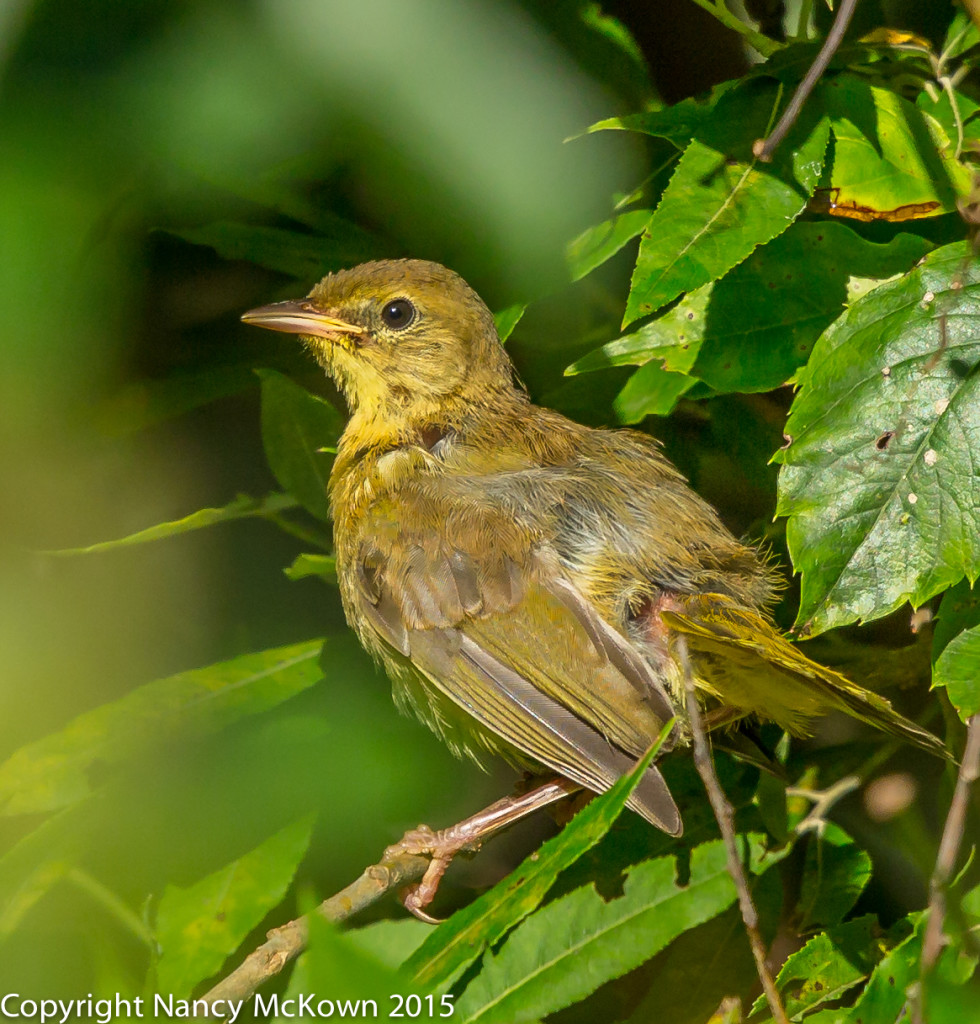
left=385, top=777, right=581, bottom=922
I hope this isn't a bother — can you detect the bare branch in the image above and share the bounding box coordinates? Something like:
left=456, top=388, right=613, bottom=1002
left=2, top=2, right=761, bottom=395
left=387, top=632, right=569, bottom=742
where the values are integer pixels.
left=199, top=851, right=429, bottom=1010
left=914, top=714, right=980, bottom=1021
left=752, top=0, right=858, bottom=161
left=678, top=635, right=789, bottom=1024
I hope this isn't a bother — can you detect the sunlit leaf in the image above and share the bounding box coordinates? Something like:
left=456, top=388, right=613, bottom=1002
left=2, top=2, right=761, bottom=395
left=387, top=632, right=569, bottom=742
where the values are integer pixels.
left=570, top=223, right=930, bottom=394
left=624, top=79, right=830, bottom=327
left=407, top=729, right=671, bottom=988
left=775, top=242, right=980, bottom=636
left=454, top=835, right=784, bottom=1024
left=45, top=493, right=298, bottom=556
left=155, top=815, right=315, bottom=997
left=258, top=369, right=343, bottom=522
left=493, top=304, right=526, bottom=343
left=815, top=75, right=971, bottom=221
left=284, top=553, right=337, bottom=582
left=933, top=623, right=980, bottom=721
left=0, top=640, right=323, bottom=816
left=749, top=915, right=880, bottom=1018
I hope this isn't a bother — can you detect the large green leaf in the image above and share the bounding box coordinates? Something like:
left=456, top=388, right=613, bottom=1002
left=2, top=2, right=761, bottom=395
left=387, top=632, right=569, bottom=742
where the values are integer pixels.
left=0, top=640, right=323, bottom=816
left=258, top=369, right=344, bottom=522
left=46, top=492, right=298, bottom=556
left=569, top=223, right=930, bottom=395
left=775, top=242, right=980, bottom=636
left=819, top=75, right=970, bottom=220
left=623, top=79, right=830, bottom=327
left=453, top=835, right=782, bottom=1024
left=155, top=815, right=315, bottom=997
left=406, top=729, right=671, bottom=988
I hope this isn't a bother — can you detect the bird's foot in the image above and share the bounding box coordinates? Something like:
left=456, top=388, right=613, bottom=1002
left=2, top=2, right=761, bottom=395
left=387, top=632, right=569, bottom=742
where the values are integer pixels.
left=385, top=778, right=580, bottom=921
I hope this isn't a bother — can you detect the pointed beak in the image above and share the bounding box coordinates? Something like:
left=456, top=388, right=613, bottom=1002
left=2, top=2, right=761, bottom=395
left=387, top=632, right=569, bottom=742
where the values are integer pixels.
left=241, top=300, right=365, bottom=340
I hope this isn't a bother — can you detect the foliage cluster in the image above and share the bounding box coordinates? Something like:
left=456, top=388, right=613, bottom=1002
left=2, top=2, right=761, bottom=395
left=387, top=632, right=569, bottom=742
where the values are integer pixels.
left=3, top=2, right=980, bottom=1022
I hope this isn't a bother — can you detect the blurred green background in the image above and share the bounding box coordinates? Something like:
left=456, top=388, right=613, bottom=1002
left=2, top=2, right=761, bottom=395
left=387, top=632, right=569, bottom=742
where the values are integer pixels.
left=0, top=0, right=959, bottom=1002
left=0, top=0, right=670, bottom=998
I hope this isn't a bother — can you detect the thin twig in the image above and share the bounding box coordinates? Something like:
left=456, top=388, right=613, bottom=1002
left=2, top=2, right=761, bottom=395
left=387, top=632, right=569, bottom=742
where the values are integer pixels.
left=199, top=779, right=579, bottom=1011
left=678, top=635, right=789, bottom=1024
left=199, top=851, right=430, bottom=1011
left=753, top=0, right=859, bottom=162
left=914, top=714, right=980, bottom=1021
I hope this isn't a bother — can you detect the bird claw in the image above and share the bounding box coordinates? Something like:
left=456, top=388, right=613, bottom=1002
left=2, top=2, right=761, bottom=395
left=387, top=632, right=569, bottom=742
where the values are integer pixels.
left=383, top=779, right=579, bottom=921
left=385, top=823, right=482, bottom=920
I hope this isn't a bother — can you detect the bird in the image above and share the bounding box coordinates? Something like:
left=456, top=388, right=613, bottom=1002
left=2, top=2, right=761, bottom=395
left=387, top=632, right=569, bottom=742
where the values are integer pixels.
left=242, top=258, right=945, bottom=848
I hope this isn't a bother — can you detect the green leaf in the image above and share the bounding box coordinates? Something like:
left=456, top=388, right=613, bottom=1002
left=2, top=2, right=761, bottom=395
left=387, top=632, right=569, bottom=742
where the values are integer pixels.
left=453, top=835, right=783, bottom=1024
left=820, top=75, right=970, bottom=220
left=838, top=914, right=921, bottom=1024
left=774, top=242, right=980, bottom=636
left=625, top=869, right=783, bottom=1024
left=933, top=578, right=980, bottom=664
left=624, top=79, right=830, bottom=327
left=797, top=823, right=872, bottom=930
left=613, top=360, right=696, bottom=422
left=45, top=493, right=298, bottom=556
left=284, top=553, right=337, bottom=582
left=0, top=640, right=323, bottom=816
left=171, top=222, right=379, bottom=279
left=406, top=726, right=672, bottom=988
left=750, top=915, right=880, bottom=1019
left=567, top=209, right=651, bottom=282
left=301, top=912, right=423, bottom=1017
left=585, top=82, right=738, bottom=148
left=493, top=304, right=526, bottom=343
left=258, top=369, right=344, bottom=522
left=155, top=815, right=315, bottom=997
left=97, top=364, right=259, bottom=435
left=344, top=919, right=432, bottom=971
left=934, top=623, right=980, bottom=721
left=570, top=223, right=930, bottom=394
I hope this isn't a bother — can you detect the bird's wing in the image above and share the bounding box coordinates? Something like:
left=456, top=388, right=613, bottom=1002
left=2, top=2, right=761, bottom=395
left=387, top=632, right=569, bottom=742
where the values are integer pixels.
left=663, top=593, right=948, bottom=759
left=349, top=501, right=681, bottom=834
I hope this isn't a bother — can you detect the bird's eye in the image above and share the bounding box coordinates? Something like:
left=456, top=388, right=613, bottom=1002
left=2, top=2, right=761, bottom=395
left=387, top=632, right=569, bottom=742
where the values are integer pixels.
left=380, top=298, right=415, bottom=330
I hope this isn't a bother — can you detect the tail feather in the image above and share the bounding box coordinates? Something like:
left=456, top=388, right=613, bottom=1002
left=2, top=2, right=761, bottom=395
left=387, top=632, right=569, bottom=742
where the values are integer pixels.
left=663, top=594, right=950, bottom=761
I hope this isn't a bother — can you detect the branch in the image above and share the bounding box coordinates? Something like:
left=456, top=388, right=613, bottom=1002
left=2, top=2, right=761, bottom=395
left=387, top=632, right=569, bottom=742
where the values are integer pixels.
left=752, top=0, right=858, bottom=161
left=914, top=713, right=980, bottom=1020
left=678, top=636, right=789, bottom=1024
left=199, top=851, right=430, bottom=1009
left=199, top=778, right=579, bottom=1009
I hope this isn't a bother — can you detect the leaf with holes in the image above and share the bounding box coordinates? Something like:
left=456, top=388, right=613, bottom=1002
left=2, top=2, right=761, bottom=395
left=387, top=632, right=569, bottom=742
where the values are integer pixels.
left=774, top=242, right=980, bottom=636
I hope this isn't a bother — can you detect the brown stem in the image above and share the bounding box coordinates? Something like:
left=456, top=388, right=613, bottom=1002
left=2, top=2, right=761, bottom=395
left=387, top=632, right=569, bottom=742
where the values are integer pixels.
left=198, top=778, right=579, bottom=1012
left=914, top=714, right=980, bottom=1021
left=677, top=636, right=789, bottom=1024
left=198, top=851, right=429, bottom=1011
left=752, top=0, right=858, bottom=162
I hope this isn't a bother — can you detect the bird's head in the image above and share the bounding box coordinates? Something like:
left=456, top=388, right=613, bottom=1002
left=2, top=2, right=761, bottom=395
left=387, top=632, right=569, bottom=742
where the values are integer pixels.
left=243, top=259, right=515, bottom=424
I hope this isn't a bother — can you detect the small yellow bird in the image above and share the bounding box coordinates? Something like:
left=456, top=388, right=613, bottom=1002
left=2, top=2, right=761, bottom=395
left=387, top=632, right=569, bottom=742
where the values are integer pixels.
left=243, top=259, right=944, bottom=839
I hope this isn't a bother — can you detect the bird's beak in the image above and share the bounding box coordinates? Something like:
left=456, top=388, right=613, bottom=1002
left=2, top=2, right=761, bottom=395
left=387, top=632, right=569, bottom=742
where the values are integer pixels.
left=241, top=300, right=365, bottom=340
